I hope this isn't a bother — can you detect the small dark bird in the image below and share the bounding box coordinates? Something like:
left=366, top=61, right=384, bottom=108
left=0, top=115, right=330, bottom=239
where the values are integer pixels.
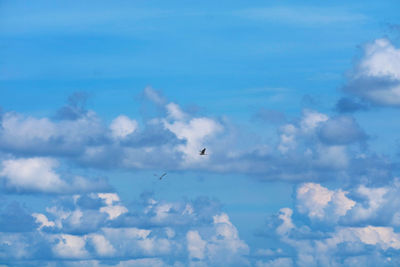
left=199, top=148, right=207, bottom=155
left=155, top=173, right=167, bottom=180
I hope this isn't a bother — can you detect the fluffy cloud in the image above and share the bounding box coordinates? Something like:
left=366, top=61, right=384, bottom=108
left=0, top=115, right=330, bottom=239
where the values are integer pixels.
left=0, top=89, right=382, bottom=185
left=296, top=183, right=355, bottom=222
left=0, top=157, right=109, bottom=194
left=0, top=110, right=105, bottom=155
left=0, top=192, right=249, bottom=266
left=187, top=230, right=206, bottom=259
left=163, top=114, right=222, bottom=164
left=98, top=193, right=128, bottom=220
left=32, top=213, right=55, bottom=229
left=343, top=38, right=400, bottom=107
left=258, top=180, right=400, bottom=267
left=0, top=157, right=66, bottom=193
left=109, top=115, right=138, bottom=139
left=52, top=234, right=89, bottom=259
left=205, top=213, right=250, bottom=266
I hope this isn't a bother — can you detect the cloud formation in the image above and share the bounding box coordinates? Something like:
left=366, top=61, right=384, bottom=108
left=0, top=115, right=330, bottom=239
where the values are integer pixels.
left=0, top=192, right=249, bottom=266
left=257, top=180, right=400, bottom=267
left=0, top=88, right=391, bottom=188
left=0, top=157, right=110, bottom=194
left=343, top=38, right=400, bottom=107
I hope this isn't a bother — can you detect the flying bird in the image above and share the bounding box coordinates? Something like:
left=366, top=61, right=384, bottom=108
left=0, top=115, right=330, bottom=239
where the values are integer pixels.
left=154, top=173, right=167, bottom=180
left=199, top=148, right=207, bottom=155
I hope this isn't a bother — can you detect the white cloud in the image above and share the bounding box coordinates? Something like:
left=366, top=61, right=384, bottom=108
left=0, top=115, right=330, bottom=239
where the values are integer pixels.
left=0, top=113, right=56, bottom=143
left=0, top=192, right=251, bottom=265
left=187, top=231, right=206, bottom=260
left=32, top=213, right=55, bottom=229
left=336, top=226, right=400, bottom=250
left=206, top=213, right=250, bottom=265
left=166, top=102, right=186, bottom=120
left=300, top=110, right=328, bottom=134
left=163, top=116, right=222, bottom=163
left=101, top=227, right=171, bottom=256
left=297, top=183, right=355, bottom=221
left=97, top=193, right=128, bottom=220
left=110, top=115, right=138, bottom=139
left=267, top=181, right=400, bottom=266
left=345, top=38, right=400, bottom=106
left=348, top=185, right=388, bottom=222
left=0, top=157, right=66, bottom=193
left=88, top=234, right=116, bottom=256
left=102, top=227, right=151, bottom=240
left=100, top=205, right=128, bottom=220
left=52, top=234, right=89, bottom=259
left=278, top=110, right=328, bottom=154
left=97, top=193, right=120, bottom=206
left=278, top=124, right=297, bottom=154
left=358, top=39, right=400, bottom=79
left=0, top=111, right=104, bottom=153
left=276, top=208, right=295, bottom=235
left=153, top=203, right=173, bottom=222
left=0, top=157, right=110, bottom=194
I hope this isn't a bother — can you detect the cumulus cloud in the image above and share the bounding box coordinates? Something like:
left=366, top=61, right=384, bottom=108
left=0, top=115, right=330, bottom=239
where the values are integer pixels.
left=0, top=89, right=389, bottom=185
left=0, top=157, right=110, bottom=194
left=343, top=38, right=400, bottom=107
left=0, top=110, right=105, bottom=156
left=51, top=234, right=89, bottom=259
left=187, top=230, right=206, bottom=259
left=0, top=157, right=66, bottom=193
left=32, top=213, right=55, bottom=230
left=296, top=183, right=355, bottom=222
left=277, top=109, right=328, bottom=154
left=300, top=110, right=329, bottom=134
left=0, top=193, right=249, bottom=266
left=205, top=213, right=250, bottom=266
left=258, top=180, right=400, bottom=266
left=109, top=115, right=138, bottom=139
left=98, top=193, right=128, bottom=220
left=163, top=113, right=222, bottom=164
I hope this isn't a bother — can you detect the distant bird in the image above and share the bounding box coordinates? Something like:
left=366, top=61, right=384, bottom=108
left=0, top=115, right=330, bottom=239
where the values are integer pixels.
left=154, top=173, right=167, bottom=180
left=199, top=148, right=207, bottom=155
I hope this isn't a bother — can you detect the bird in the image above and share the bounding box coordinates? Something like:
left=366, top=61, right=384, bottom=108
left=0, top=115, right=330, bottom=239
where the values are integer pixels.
left=154, top=173, right=167, bottom=180
left=199, top=148, right=207, bottom=155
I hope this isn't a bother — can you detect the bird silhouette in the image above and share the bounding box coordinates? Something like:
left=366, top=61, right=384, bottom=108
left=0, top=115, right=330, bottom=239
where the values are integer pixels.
left=199, top=148, right=207, bottom=155
left=154, top=173, right=167, bottom=180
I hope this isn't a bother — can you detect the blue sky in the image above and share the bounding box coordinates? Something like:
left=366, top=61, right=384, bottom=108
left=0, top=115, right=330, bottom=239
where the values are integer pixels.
left=1, top=0, right=400, bottom=266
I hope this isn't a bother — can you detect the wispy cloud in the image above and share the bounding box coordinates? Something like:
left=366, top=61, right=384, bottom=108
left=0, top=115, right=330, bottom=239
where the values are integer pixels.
left=236, top=6, right=367, bottom=25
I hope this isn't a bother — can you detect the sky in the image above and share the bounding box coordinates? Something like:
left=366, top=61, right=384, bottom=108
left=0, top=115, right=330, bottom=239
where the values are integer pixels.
left=1, top=0, right=400, bottom=266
